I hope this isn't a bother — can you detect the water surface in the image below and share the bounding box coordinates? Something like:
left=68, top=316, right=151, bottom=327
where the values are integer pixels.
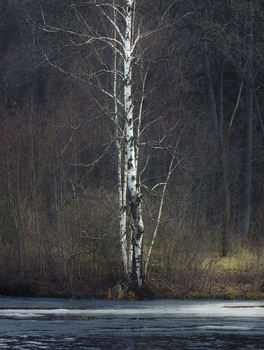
left=0, top=298, right=263, bottom=349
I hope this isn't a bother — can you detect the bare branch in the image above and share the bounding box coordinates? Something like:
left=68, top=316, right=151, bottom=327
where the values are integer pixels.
left=41, top=50, right=124, bottom=107
left=93, top=0, right=125, bottom=45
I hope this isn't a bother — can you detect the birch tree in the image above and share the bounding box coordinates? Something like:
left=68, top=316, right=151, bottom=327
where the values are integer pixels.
left=26, top=0, right=176, bottom=290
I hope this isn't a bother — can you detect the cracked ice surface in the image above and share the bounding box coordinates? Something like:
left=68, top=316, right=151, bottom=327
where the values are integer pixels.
left=0, top=298, right=264, bottom=349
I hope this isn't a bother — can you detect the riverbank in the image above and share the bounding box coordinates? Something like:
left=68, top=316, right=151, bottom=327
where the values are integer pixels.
left=1, top=246, right=264, bottom=300
left=1, top=270, right=264, bottom=301
left=148, top=274, right=264, bottom=301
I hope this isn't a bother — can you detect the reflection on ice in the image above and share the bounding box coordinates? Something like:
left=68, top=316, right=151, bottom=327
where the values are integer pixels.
left=199, top=325, right=250, bottom=330
left=0, top=300, right=264, bottom=319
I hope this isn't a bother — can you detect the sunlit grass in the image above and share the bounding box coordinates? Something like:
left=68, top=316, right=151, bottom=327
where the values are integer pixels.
left=215, top=247, right=264, bottom=274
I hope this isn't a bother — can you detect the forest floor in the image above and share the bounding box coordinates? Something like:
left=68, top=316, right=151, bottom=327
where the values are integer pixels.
left=1, top=271, right=264, bottom=300
left=40, top=255, right=264, bottom=300
left=1, top=250, right=264, bottom=300
left=149, top=273, right=264, bottom=301
left=149, top=251, right=264, bottom=300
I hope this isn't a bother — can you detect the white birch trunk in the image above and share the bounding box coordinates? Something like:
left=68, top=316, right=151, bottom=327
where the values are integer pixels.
left=113, top=1, right=128, bottom=274
left=124, top=0, right=144, bottom=288
left=117, top=139, right=128, bottom=274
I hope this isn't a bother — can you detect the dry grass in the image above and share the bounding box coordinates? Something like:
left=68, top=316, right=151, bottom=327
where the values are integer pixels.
left=148, top=240, right=264, bottom=300
left=1, top=186, right=264, bottom=300
left=206, top=247, right=264, bottom=299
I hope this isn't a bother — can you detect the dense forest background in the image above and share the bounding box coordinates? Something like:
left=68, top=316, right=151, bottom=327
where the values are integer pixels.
left=0, top=0, right=264, bottom=298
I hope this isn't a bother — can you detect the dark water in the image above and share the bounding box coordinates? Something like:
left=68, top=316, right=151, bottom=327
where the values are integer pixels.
left=0, top=298, right=263, bottom=349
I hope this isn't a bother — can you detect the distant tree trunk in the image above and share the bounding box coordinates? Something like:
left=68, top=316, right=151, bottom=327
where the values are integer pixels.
left=219, top=152, right=230, bottom=256
left=203, top=42, right=230, bottom=256
left=253, top=88, right=264, bottom=137
left=7, top=151, right=29, bottom=276
left=29, top=87, right=43, bottom=276
left=240, top=0, right=253, bottom=237
left=218, top=57, right=230, bottom=256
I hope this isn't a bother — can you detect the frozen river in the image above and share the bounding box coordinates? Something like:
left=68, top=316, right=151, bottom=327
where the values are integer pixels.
left=0, top=297, right=264, bottom=349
